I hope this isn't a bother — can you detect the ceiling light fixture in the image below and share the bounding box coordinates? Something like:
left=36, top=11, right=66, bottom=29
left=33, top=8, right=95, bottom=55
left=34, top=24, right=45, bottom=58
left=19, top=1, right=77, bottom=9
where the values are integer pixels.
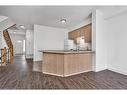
left=17, top=40, right=22, bottom=43
left=20, top=25, right=25, bottom=28
left=60, top=19, right=66, bottom=23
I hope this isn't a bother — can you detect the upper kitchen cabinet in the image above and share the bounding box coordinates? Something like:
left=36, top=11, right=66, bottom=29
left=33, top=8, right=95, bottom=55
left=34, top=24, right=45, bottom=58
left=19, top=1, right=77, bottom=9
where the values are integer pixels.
left=68, top=30, right=75, bottom=40
left=68, top=29, right=79, bottom=43
left=82, top=24, right=91, bottom=43
left=68, top=24, right=92, bottom=43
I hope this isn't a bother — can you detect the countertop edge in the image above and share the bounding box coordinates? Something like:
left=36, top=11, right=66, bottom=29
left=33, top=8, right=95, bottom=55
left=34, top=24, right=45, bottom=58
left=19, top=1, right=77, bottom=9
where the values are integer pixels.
left=39, top=50, right=95, bottom=54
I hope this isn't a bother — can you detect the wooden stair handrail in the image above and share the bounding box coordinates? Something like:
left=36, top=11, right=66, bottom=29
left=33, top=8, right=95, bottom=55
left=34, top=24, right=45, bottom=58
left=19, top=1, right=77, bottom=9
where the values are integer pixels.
left=3, top=24, right=16, bottom=31
left=3, top=29, right=14, bottom=56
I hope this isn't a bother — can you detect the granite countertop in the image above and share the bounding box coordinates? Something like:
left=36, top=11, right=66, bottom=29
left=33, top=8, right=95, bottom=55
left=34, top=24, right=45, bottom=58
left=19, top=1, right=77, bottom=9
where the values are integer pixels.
left=39, top=50, right=95, bottom=54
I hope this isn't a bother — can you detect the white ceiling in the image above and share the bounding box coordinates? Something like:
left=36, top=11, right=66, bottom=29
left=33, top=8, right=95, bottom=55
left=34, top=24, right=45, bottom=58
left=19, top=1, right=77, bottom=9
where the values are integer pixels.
left=0, top=6, right=96, bottom=29
left=0, top=6, right=127, bottom=29
left=0, top=16, right=8, bottom=22
left=99, top=6, right=127, bottom=20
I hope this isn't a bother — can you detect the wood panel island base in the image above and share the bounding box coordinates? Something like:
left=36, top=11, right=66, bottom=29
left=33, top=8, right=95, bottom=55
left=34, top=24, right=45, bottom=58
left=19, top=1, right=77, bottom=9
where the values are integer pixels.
left=42, top=50, right=94, bottom=77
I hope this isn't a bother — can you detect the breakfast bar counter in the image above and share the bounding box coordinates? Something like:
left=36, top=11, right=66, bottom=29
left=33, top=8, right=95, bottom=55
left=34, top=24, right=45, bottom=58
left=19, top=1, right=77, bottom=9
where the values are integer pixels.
left=42, top=50, right=94, bottom=77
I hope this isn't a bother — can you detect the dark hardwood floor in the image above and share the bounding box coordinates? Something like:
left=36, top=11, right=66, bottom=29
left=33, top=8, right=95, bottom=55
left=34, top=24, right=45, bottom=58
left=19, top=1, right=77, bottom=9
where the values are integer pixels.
left=0, top=55, right=127, bottom=89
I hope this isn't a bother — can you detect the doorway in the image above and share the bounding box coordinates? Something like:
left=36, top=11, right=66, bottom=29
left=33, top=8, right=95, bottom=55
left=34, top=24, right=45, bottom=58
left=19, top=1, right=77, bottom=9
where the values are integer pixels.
left=14, top=40, right=26, bottom=55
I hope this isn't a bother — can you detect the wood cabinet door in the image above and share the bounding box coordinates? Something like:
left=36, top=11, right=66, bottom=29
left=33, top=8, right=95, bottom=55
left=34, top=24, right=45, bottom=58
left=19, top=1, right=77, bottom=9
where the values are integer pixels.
left=68, top=31, right=74, bottom=40
left=68, top=24, right=92, bottom=43
left=69, top=30, right=77, bottom=39
left=78, top=27, right=84, bottom=37
left=83, top=24, right=91, bottom=43
left=68, top=30, right=78, bottom=43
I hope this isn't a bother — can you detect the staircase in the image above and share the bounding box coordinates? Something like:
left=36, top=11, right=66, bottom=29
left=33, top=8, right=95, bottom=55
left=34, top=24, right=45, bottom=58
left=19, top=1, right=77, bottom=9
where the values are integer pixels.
left=3, top=30, right=13, bottom=64
left=3, top=29, right=13, bottom=55
left=0, top=16, right=15, bottom=66
left=0, top=29, right=14, bottom=66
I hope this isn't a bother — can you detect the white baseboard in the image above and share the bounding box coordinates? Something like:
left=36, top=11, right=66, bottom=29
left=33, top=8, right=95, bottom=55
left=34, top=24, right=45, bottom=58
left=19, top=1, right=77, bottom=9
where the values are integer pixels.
left=108, top=68, right=127, bottom=76
left=64, top=70, right=92, bottom=77
left=94, top=67, right=107, bottom=72
left=43, top=72, right=63, bottom=77
left=43, top=70, right=92, bottom=77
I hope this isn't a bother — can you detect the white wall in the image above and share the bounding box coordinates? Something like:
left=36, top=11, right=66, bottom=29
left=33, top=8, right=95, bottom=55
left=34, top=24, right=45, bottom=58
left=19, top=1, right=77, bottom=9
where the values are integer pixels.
left=10, top=34, right=25, bottom=54
left=0, top=31, right=7, bottom=48
left=34, top=24, right=68, bottom=61
left=107, top=13, right=127, bottom=75
left=92, top=10, right=108, bottom=72
left=26, top=30, right=34, bottom=58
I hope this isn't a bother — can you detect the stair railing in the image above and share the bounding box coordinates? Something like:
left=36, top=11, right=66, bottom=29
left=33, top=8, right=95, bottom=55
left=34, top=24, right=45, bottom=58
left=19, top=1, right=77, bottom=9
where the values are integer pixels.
left=0, top=47, right=13, bottom=66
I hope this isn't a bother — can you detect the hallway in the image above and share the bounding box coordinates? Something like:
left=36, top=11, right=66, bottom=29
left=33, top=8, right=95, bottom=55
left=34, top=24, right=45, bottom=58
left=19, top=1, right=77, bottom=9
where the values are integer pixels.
left=0, top=55, right=127, bottom=89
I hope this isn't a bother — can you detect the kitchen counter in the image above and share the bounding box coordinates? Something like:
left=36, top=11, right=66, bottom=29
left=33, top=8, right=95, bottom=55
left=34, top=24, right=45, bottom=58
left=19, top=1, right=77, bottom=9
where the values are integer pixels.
left=40, top=50, right=94, bottom=54
left=41, top=50, right=94, bottom=77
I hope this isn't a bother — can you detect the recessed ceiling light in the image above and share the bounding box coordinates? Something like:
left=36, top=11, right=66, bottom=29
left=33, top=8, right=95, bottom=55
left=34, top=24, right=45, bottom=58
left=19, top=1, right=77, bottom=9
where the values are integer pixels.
left=17, top=40, right=22, bottom=43
left=20, top=25, right=25, bottom=28
left=60, top=19, right=66, bottom=23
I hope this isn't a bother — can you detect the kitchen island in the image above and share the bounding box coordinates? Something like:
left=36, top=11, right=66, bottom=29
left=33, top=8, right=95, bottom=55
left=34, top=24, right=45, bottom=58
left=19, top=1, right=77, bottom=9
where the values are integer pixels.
left=42, top=50, right=94, bottom=77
